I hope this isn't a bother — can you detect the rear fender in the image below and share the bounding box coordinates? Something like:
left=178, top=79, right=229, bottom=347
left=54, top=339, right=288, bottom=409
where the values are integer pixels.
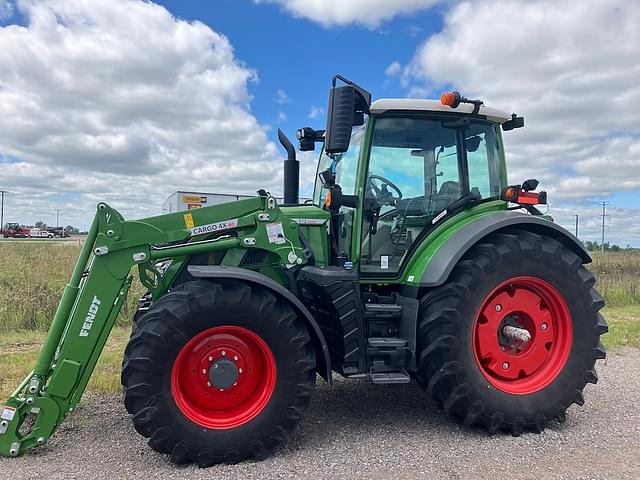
left=418, top=211, right=590, bottom=287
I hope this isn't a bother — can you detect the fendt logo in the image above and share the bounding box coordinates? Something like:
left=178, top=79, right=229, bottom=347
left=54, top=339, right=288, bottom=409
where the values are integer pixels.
left=79, top=296, right=102, bottom=337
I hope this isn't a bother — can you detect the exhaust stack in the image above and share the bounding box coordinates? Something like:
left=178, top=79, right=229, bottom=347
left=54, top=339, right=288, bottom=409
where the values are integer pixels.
left=278, top=129, right=299, bottom=205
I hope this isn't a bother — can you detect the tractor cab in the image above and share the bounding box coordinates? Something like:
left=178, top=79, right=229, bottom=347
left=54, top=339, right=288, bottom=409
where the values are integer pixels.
left=303, top=76, right=520, bottom=278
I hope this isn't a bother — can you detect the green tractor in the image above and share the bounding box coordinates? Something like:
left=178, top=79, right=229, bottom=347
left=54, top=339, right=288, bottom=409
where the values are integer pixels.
left=0, top=75, right=606, bottom=466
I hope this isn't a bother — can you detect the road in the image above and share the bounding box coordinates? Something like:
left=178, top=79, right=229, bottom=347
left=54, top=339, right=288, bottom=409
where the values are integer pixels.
left=1, top=349, right=638, bottom=480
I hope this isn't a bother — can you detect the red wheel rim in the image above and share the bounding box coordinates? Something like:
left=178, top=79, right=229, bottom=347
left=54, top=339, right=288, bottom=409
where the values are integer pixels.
left=171, top=326, right=276, bottom=429
left=472, top=276, right=573, bottom=395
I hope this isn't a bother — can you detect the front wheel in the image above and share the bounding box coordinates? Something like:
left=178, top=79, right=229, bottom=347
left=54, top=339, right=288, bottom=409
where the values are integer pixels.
left=121, top=280, right=316, bottom=466
left=416, top=230, right=607, bottom=434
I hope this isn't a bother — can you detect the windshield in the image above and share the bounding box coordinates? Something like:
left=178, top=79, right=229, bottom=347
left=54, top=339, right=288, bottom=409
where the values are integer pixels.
left=313, top=125, right=365, bottom=206
left=361, top=116, right=502, bottom=274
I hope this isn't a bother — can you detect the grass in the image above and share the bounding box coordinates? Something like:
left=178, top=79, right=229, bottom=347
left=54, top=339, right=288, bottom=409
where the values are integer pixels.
left=0, top=241, right=144, bottom=332
left=0, top=241, right=638, bottom=397
left=0, top=327, right=130, bottom=399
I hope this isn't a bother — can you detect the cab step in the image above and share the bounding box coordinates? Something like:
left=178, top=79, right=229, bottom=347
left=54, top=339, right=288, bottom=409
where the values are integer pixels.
left=370, top=367, right=411, bottom=384
left=367, top=337, right=407, bottom=348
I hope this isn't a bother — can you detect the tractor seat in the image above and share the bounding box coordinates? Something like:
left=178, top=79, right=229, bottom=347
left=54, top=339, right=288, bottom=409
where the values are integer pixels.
left=431, top=181, right=461, bottom=213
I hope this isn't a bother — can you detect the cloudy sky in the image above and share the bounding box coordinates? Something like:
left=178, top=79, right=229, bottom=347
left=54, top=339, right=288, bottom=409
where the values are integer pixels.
left=0, top=0, right=638, bottom=245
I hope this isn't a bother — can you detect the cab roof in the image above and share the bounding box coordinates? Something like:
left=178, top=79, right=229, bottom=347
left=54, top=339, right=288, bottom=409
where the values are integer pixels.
left=369, top=98, right=511, bottom=124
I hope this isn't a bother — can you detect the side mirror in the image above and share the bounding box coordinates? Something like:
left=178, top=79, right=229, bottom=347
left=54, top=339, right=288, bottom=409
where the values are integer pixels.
left=325, top=85, right=356, bottom=154
left=324, top=75, right=371, bottom=154
left=502, top=113, right=525, bottom=131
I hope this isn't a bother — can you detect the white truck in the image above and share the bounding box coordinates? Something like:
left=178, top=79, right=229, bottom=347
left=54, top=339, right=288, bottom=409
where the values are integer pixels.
left=29, top=228, right=55, bottom=238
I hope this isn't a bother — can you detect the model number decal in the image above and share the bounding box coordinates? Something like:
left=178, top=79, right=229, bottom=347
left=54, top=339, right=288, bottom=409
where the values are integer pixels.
left=292, top=218, right=327, bottom=225
left=190, top=218, right=238, bottom=236
left=79, top=296, right=102, bottom=337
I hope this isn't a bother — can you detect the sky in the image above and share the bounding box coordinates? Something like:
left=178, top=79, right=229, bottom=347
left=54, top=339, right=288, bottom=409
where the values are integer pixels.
left=0, top=0, right=639, bottom=245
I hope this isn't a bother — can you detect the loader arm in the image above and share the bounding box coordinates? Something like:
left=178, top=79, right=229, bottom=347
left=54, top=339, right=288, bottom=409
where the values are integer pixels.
left=0, top=196, right=308, bottom=457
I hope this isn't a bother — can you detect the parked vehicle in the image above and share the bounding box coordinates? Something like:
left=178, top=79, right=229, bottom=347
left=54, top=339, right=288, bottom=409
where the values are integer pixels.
left=1, top=223, right=30, bottom=238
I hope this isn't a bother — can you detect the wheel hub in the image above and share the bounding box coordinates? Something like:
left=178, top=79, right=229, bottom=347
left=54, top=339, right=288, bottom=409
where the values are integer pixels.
left=473, top=276, right=573, bottom=395
left=209, top=358, right=239, bottom=390
left=171, top=326, right=276, bottom=429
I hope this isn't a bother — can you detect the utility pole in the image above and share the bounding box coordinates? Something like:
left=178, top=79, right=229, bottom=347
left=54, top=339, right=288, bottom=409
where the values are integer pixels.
left=600, top=201, right=610, bottom=254
left=0, top=190, right=7, bottom=239
left=55, top=209, right=61, bottom=229
left=574, top=213, right=579, bottom=239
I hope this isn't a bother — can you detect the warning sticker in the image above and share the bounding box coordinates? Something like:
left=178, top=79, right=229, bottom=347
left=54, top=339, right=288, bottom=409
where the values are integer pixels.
left=184, top=213, right=195, bottom=229
left=266, top=222, right=286, bottom=244
left=190, top=218, right=238, bottom=236
left=187, top=204, right=202, bottom=210
left=381, top=255, right=389, bottom=270
left=1, top=406, right=16, bottom=421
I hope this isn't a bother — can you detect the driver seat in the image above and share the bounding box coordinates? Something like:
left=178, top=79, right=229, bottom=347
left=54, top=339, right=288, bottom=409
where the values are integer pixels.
left=432, top=181, right=461, bottom=213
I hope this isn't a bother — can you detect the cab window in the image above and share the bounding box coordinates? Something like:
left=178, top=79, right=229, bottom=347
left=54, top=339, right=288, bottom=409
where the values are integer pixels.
left=360, top=116, right=501, bottom=274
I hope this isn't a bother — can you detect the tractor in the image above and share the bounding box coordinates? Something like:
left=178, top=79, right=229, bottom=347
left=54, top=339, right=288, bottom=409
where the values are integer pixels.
left=0, top=75, right=607, bottom=466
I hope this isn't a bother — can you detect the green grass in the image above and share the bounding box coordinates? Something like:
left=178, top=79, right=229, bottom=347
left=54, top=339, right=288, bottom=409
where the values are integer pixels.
left=0, top=241, right=144, bottom=332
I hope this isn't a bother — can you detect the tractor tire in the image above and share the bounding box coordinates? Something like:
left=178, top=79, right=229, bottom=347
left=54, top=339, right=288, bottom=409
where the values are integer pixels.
left=121, top=280, right=316, bottom=466
left=415, top=230, right=607, bottom=434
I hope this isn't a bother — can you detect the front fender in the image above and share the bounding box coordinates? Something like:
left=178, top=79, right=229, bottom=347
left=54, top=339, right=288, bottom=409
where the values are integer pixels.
left=407, top=211, right=590, bottom=288
left=187, top=265, right=332, bottom=384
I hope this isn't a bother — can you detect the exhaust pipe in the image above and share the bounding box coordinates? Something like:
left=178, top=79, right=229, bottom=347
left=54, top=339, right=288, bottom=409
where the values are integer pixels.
left=278, top=129, right=299, bottom=205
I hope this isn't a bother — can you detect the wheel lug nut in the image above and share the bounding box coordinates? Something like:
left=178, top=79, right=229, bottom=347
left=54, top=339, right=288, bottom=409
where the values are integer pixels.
left=502, top=362, right=509, bottom=370
left=495, top=304, right=502, bottom=312
left=233, top=382, right=237, bottom=386
left=208, top=356, right=213, bottom=362
left=221, top=350, right=226, bottom=356
left=219, top=388, right=224, bottom=392
left=207, top=381, right=211, bottom=387
left=233, top=355, right=238, bottom=361
left=239, top=368, right=243, bottom=374
left=202, top=369, right=207, bottom=374
left=541, top=323, right=548, bottom=331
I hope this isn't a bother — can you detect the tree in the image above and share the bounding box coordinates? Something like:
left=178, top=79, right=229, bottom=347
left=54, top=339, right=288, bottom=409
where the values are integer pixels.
left=64, top=225, right=80, bottom=236
left=35, top=220, right=47, bottom=228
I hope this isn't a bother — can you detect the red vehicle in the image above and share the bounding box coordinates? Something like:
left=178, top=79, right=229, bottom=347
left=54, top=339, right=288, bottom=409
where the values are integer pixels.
left=1, top=222, right=30, bottom=238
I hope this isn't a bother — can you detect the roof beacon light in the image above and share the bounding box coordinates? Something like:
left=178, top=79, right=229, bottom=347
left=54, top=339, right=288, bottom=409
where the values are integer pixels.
left=440, top=91, right=462, bottom=108
left=440, top=91, right=484, bottom=114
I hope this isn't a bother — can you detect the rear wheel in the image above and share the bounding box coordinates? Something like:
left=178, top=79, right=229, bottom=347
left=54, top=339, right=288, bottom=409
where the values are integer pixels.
left=121, top=280, right=316, bottom=466
left=416, top=230, right=607, bottom=434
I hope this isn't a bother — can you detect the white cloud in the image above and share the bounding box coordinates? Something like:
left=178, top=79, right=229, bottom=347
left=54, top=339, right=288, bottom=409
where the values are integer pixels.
left=0, top=0, right=13, bottom=20
left=277, top=110, right=288, bottom=122
left=0, top=0, right=284, bottom=228
left=275, top=88, right=290, bottom=104
left=401, top=0, right=640, bottom=209
left=385, top=61, right=402, bottom=77
left=309, top=105, right=325, bottom=119
left=255, top=0, right=442, bottom=28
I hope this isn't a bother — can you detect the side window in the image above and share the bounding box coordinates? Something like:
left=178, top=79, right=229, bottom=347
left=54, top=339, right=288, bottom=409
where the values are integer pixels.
left=466, top=123, right=501, bottom=198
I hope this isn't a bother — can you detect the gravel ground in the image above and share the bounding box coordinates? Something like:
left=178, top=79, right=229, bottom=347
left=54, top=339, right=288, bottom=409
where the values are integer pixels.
left=1, top=349, right=638, bottom=480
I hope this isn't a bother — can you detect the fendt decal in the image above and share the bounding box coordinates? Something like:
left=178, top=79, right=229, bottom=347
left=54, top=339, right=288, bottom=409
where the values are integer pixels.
left=190, top=218, right=238, bottom=236
left=79, top=296, right=102, bottom=337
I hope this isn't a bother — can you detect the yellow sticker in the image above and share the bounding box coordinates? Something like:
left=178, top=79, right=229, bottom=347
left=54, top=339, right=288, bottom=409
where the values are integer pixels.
left=184, top=213, right=194, bottom=229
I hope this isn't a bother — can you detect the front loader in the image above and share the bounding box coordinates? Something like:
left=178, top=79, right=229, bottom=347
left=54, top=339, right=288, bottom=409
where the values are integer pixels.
left=1, top=76, right=607, bottom=466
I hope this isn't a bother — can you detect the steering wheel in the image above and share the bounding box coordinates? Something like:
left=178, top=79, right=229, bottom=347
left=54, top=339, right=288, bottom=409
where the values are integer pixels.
left=368, top=174, right=403, bottom=204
